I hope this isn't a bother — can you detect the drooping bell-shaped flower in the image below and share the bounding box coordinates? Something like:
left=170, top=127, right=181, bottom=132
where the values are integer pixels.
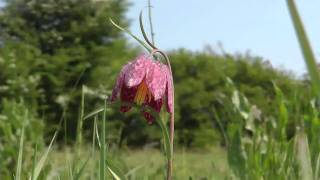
left=110, top=54, right=173, bottom=124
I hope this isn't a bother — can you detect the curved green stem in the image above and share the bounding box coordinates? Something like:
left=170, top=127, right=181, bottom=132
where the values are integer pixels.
left=109, top=18, right=152, bottom=52
left=148, top=0, right=155, bottom=45
left=151, top=49, right=175, bottom=180
left=139, top=11, right=157, bottom=50
left=139, top=16, right=175, bottom=179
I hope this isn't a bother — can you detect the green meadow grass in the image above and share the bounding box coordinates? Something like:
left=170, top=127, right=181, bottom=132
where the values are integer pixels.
left=49, top=146, right=229, bottom=180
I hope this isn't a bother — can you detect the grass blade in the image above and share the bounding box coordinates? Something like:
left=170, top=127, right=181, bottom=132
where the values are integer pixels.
left=287, top=0, right=320, bottom=98
left=30, top=144, right=38, bottom=180
left=107, top=167, right=121, bottom=180
left=105, top=158, right=127, bottom=180
left=76, top=86, right=85, bottom=147
left=91, top=116, right=97, bottom=180
left=273, top=83, right=288, bottom=140
left=295, top=131, right=313, bottom=180
left=15, top=127, right=24, bottom=180
left=73, top=158, right=89, bottom=180
left=84, top=108, right=104, bottom=120
left=314, top=153, right=320, bottom=180
left=100, top=101, right=107, bottom=180
left=125, top=165, right=144, bottom=178
left=95, top=116, right=101, bottom=148
left=32, top=131, right=58, bottom=180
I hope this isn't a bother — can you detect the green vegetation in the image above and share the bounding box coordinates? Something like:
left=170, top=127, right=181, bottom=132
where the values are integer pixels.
left=48, top=147, right=228, bottom=179
left=1, top=0, right=320, bottom=179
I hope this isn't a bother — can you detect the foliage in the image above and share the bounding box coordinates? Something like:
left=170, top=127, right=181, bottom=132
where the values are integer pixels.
left=170, top=49, right=305, bottom=148
left=0, top=0, right=139, bottom=138
left=0, top=99, right=44, bottom=178
left=0, top=42, right=42, bottom=107
left=0, top=0, right=308, bottom=148
left=224, top=79, right=320, bottom=179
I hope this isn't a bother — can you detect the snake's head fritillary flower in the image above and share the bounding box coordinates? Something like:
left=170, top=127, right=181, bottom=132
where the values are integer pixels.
left=110, top=54, right=173, bottom=124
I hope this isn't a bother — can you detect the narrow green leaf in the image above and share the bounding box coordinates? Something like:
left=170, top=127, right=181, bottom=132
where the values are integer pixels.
left=107, top=168, right=121, bottom=180
left=15, top=127, right=24, bottom=180
left=295, top=131, right=313, bottom=180
left=228, top=130, right=246, bottom=179
left=106, top=159, right=127, bottom=180
left=156, top=115, right=171, bottom=160
left=109, top=18, right=152, bottom=52
left=91, top=116, right=97, bottom=180
left=69, top=164, right=74, bottom=180
left=76, top=85, right=85, bottom=146
left=30, top=144, right=38, bottom=180
left=32, top=131, right=58, bottom=180
left=84, top=108, right=104, bottom=120
left=273, top=83, right=288, bottom=140
left=100, top=101, right=107, bottom=180
left=314, top=153, right=320, bottom=180
left=287, top=0, right=320, bottom=99
left=125, top=165, right=144, bottom=178
left=73, top=158, right=90, bottom=180
left=95, top=116, right=101, bottom=148
left=212, top=108, right=228, bottom=146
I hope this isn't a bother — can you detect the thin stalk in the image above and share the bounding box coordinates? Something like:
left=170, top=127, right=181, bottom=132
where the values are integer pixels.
left=127, top=6, right=174, bottom=178
left=109, top=18, right=152, bottom=52
left=77, top=86, right=85, bottom=146
left=152, top=49, right=175, bottom=180
left=15, top=127, right=24, bottom=180
left=139, top=11, right=156, bottom=50
left=30, top=144, right=37, bottom=180
left=92, top=116, right=97, bottom=180
left=213, top=108, right=229, bottom=146
left=100, top=101, right=107, bottom=180
left=76, top=86, right=85, bottom=166
left=167, top=58, right=175, bottom=180
left=63, top=109, right=67, bottom=146
left=148, top=0, right=155, bottom=45
left=32, top=131, right=58, bottom=180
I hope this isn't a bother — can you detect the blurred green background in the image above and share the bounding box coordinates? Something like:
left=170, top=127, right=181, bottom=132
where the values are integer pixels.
left=0, top=0, right=317, bottom=179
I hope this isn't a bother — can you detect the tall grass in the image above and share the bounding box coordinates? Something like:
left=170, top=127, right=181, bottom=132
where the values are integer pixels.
left=224, top=1, right=320, bottom=179
left=287, top=0, right=320, bottom=99
left=15, top=126, right=24, bottom=180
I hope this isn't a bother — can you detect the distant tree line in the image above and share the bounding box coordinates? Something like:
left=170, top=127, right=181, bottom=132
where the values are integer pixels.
left=0, top=0, right=312, bottom=149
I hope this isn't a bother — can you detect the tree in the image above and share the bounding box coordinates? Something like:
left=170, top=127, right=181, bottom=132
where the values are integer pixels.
left=0, top=0, right=137, bottom=138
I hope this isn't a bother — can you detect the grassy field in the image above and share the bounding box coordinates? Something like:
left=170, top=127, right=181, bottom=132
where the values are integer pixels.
left=48, top=146, right=229, bottom=179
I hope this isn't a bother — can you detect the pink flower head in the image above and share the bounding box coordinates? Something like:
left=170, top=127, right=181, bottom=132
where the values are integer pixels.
left=110, top=54, right=173, bottom=124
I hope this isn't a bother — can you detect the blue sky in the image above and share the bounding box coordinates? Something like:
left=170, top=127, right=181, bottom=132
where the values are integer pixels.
left=126, top=1, right=320, bottom=76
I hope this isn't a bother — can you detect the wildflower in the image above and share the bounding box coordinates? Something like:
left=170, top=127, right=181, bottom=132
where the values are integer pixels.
left=110, top=54, right=173, bottom=124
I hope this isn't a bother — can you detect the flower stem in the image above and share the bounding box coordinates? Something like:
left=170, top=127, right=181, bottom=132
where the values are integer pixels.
left=139, top=7, right=174, bottom=178
left=167, top=113, right=174, bottom=180
left=165, top=55, right=174, bottom=180
left=152, top=49, right=174, bottom=180
left=148, top=0, right=155, bottom=45
left=100, top=100, right=107, bottom=180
